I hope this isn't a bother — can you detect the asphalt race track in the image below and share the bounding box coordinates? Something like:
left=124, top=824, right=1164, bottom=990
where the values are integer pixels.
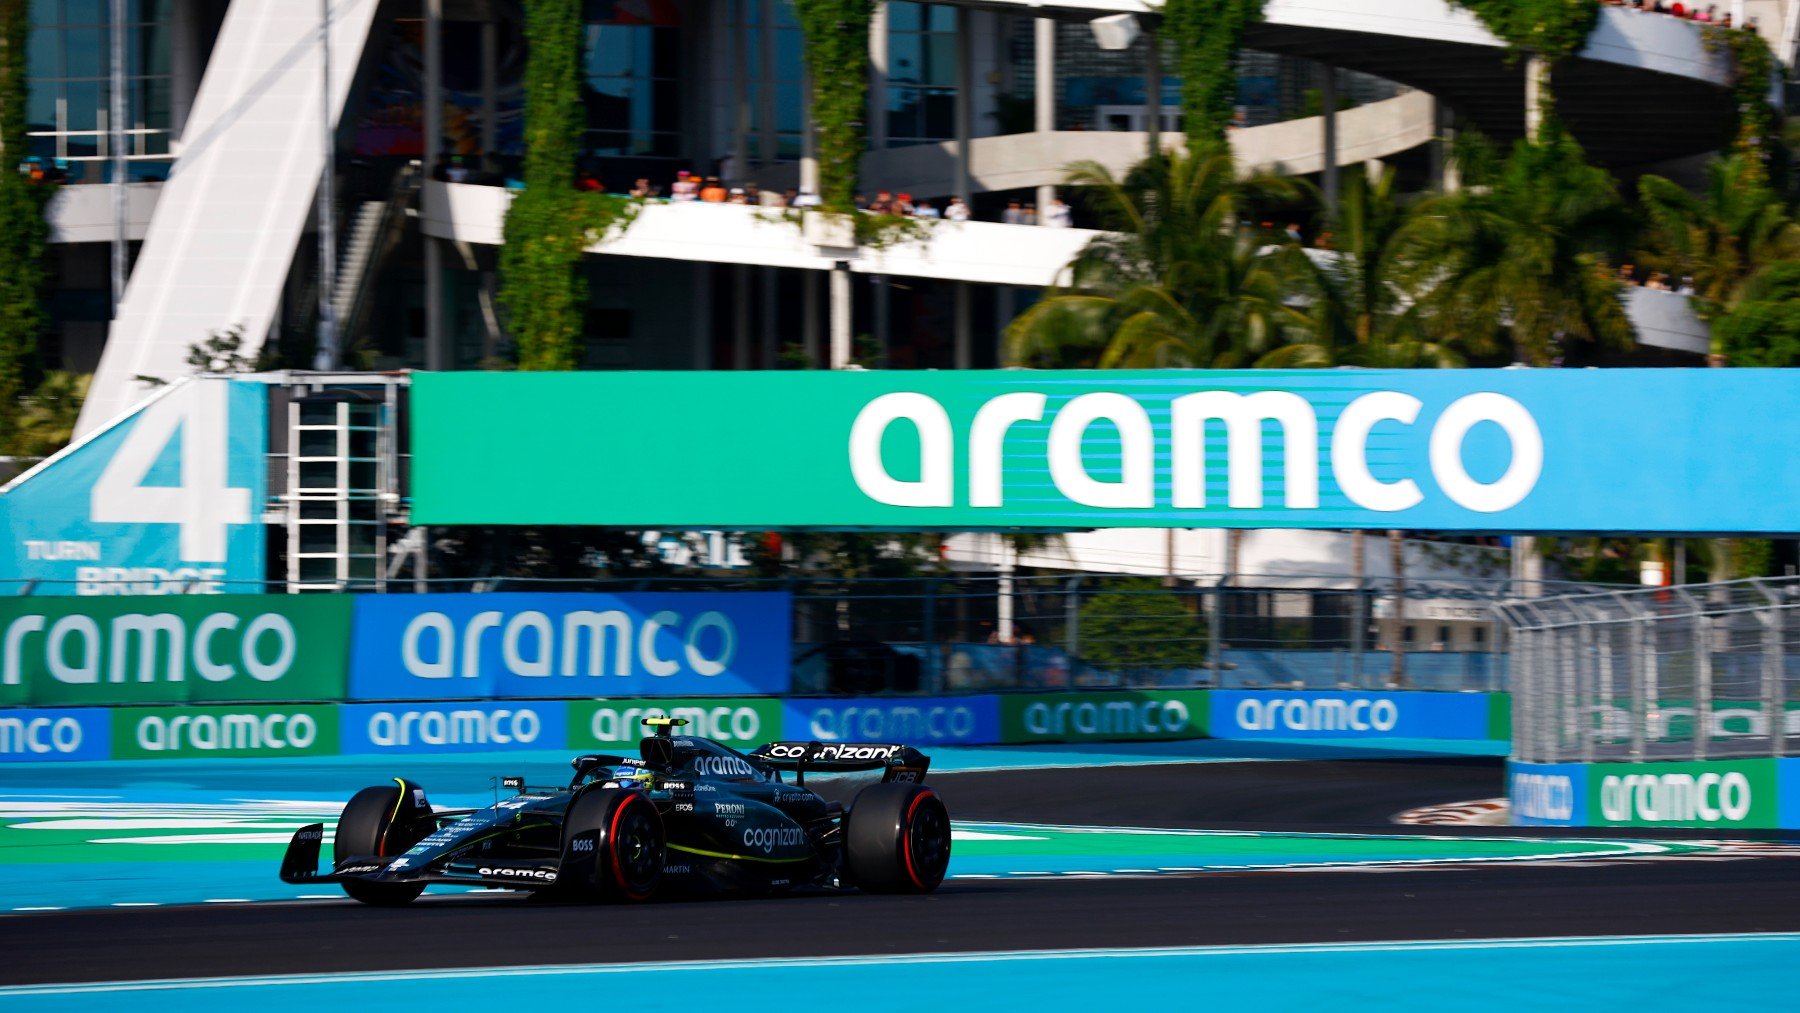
left=4, top=755, right=1798, bottom=988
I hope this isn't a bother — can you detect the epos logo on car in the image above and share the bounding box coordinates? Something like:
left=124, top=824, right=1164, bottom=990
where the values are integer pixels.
left=347, top=592, right=792, bottom=700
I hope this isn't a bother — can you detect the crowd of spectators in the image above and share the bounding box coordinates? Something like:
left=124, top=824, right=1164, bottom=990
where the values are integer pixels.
left=1602, top=0, right=1756, bottom=29
left=432, top=148, right=1084, bottom=227
left=1617, top=263, right=1697, bottom=294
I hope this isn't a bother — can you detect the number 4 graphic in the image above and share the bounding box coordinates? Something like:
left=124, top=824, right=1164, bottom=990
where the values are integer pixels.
left=91, top=381, right=253, bottom=563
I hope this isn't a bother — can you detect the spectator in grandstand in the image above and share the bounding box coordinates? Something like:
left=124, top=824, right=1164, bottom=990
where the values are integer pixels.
left=944, top=196, right=971, bottom=221
left=629, top=177, right=657, bottom=198
left=699, top=176, right=728, bottom=202
left=1002, top=200, right=1025, bottom=224
left=1043, top=198, right=1073, bottom=227
left=1022, top=202, right=1038, bottom=225
left=914, top=199, right=941, bottom=220
left=792, top=189, right=822, bottom=208
left=670, top=170, right=699, bottom=201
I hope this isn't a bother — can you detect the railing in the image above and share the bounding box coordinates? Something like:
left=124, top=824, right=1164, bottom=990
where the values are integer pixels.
left=0, top=571, right=1619, bottom=694
left=1497, top=578, right=1800, bottom=764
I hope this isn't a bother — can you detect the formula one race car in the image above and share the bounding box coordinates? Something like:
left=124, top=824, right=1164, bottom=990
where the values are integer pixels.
left=278, top=718, right=951, bottom=905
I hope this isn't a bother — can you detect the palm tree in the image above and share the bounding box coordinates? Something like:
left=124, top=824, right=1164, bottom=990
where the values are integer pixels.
left=1258, top=165, right=1464, bottom=370
left=1638, top=154, right=1800, bottom=319
left=6, top=371, right=89, bottom=459
left=1394, top=124, right=1635, bottom=365
left=1004, top=146, right=1308, bottom=369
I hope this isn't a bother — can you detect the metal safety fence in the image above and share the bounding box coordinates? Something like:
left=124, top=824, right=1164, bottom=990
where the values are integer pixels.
left=0, top=572, right=1611, bottom=695
left=1497, top=579, right=1800, bottom=763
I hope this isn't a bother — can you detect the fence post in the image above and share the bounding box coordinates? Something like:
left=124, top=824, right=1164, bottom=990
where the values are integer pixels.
left=1208, top=576, right=1226, bottom=685
left=1351, top=576, right=1366, bottom=689
left=923, top=577, right=939, bottom=693
left=1752, top=579, right=1783, bottom=760
left=1065, top=576, right=1081, bottom=658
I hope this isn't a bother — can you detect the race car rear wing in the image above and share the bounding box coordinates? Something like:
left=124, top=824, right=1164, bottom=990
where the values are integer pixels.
left=747, top=741, right=931, bottom=785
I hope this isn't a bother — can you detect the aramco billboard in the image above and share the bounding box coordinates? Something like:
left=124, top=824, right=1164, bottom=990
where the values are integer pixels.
left=410, top=369, right=1800, bottom=534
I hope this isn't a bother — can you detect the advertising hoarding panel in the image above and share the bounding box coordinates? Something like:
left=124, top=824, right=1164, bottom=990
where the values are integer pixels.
left=347, top=592, right=792, bottom=700
left=568, top=697, right=784, bottom=749
left=0, top=378, right=267, bottom=595
left=1209, top=690, right=1490, bottom=739
left=111, top=703, right=340, bottom=759
left=999, top=691, right=1208, bottom=743
left=0, top=595, right=351, bottom=706
left=1586, top=759, right=1779, bottom=829
left=411, top=370, right=1800, bottom=534
left=340, top=700, right=568, bottom=754
left=785, top=696, right=1001, bottom=745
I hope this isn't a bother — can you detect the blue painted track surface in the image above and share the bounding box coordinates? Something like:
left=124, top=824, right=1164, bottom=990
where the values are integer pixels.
left=3, top=934, right=1795, bottom=1012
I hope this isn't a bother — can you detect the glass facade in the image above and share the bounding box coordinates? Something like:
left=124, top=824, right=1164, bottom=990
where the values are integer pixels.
left=885, top=1, right=956, bottom=148
left=742, top=0, right=804, bottom=162
left=581, top=0, right=683, bottom=158
left=26, top=0, right=175, bottom=181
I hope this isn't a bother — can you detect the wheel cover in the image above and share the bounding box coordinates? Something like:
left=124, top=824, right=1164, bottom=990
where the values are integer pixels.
left=611, top=803, right=663, bottom=895
left=905, top=797, right=950, bottom=887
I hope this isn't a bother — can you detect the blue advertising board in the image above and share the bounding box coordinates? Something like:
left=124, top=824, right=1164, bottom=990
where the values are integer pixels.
left=1506, top=761, right=1589, bottom=827
left=1780, top=759, right=1800, bottom=830
left=0, top=379, right=267, bottom=595
left=0, top=707, right=111, bottom=762
left=783, top=695, right=1001, bottom=745
left=340, top=700, right=568, bottom=754
left=348, top=592, right=792, bottom=700
left=1208, top=690, right=1490, bottom=740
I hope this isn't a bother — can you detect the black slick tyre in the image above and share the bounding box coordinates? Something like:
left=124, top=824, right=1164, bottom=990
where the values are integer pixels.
left=335, top=784, right=428, bottom=906
left=560, top=788, right=665, bottom=902
left=845, top=782, right=951, bottom=894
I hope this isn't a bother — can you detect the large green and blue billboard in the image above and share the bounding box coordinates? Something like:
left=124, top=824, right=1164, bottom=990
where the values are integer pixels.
left=410, top=370, right=1800, bottom=533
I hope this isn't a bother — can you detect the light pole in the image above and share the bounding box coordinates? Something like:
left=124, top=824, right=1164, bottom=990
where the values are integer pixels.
left=313, top=0, right=340, bottom=371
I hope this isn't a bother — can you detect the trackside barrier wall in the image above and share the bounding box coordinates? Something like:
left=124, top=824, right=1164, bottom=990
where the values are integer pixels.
left=1509, top=759, right=1800, bottom=830
left=0, top=690, right=1510, bottom=763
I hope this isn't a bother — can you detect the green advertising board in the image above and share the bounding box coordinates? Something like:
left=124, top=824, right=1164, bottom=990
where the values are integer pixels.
left=1587, top=758, right=1779, bottom=829
left=1000, top=690, right=1209, bottom=743
left=567, top=698, right=784, bottom=749
left=111, top=703, right=341, bottom=759
left=1488, top=692, right=1512, bottom=741
left=0, top=596, right=351, bottom=707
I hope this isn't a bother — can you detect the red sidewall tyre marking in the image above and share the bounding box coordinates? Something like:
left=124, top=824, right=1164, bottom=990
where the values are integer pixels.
left=901, top=790, right=938, bottom=892
left=608, top=793, right=651, bottom=901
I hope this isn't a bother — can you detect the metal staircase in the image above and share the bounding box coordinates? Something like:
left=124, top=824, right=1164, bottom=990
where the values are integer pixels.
left=282, top=379, right=402, bottom=591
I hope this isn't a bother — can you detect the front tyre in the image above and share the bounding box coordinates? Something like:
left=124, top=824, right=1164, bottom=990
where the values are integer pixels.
left=561, top=788, right=665, bottom=902
left=845, top=783, right=951, bottom=894
left=335, top=784, right=429, bottom=906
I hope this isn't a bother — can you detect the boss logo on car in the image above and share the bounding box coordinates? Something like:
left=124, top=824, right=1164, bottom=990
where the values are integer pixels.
left=570, top=838, right=596, bottom=852
left=479, top=866, right=558, bottom=881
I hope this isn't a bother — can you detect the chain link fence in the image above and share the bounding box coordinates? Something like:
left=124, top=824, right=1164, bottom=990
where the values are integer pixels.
left=2, top=571, right=1613, bottom=695
left=1497, top=578, right=1800, bottom=763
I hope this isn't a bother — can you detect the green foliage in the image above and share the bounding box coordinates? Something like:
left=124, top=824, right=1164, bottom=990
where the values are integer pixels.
left=133, top=326, right=278, bottom=387
left=1263, top=165, right=1463, bottom=369
left=0, top=0, right=51, bottom=447
left=7, top=370, right=88, bottom=459
left=1638, top=154, right=1800, bottom=316
left=1161, top=0, right=1264, bottom=149
left=793, top=0, right=874, bottom=213
left=1451, top=0, right=1599, bottom=62
left=1005, top=148, right=1308, bottom=368
left=497, top=0, right=639, bottom=371
left=1395, top=123, right=1634, bottom=364
left=1076, top=579, right=1209, bottom=673
left=1713, top=261, right=1800, bottom=365
left=1703, top=25, right=1783, bottom=189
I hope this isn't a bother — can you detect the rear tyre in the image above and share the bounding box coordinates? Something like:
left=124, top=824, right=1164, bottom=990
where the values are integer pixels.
left=560, top=788, right=665, bottom=902
left=335, top=784, right=428, bottom=906
left=845, top=783, right=951, bottom=894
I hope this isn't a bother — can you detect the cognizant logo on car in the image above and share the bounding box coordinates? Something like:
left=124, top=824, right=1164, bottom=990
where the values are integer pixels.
left=741, top=826, right=805, bottom=854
